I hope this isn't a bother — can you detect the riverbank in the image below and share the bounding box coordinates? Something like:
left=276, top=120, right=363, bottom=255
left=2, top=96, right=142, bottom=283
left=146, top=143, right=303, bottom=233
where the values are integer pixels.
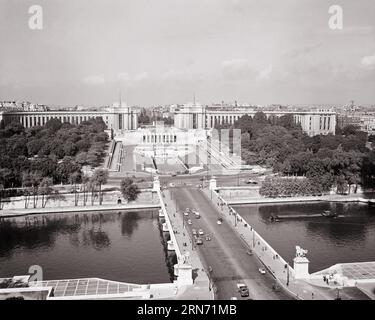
left=0, top=202, right=160, bottom=218
left=226, top=193, right=375, bottom=205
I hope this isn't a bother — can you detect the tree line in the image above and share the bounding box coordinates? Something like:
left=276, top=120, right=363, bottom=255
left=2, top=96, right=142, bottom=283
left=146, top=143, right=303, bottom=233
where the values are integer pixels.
left=217, top=112, right=375, bottom=196
left=0, top=117, right=108, bottom=190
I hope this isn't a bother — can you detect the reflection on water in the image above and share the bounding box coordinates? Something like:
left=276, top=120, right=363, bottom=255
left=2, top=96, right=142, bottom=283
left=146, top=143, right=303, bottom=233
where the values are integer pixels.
left=235, top=202, right=375, bottom=273
left=0, top=210, right=170, bottom=284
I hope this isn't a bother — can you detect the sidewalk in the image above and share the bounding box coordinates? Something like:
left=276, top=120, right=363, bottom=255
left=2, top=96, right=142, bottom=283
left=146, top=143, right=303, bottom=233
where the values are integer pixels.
left=0, top=202, right=160, bottom=218
left=161, top=189, right=213, bottom=300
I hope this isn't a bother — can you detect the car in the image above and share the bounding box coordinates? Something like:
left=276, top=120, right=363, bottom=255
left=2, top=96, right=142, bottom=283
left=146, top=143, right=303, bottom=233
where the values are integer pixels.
left=169, top=182, right=175, bottom=187
left=240, top=288, right=249, bottom=297
left=183, top=211, right=189, bottom=216
left=205, top=236, right=211, bottom=241
left=217, top=218, right=223, bottom=225
left=230, top=297, right=238, bottom=300
left=246, top=179, right=258, bottom=185
left=196, top=238, right=203, bottom=245
left=187, top=219, right=192, bottom=225
left=259, top=267, right=266, bottom=274
left=272, top=282, right=281, bottom=292
left=237, top=284, right=249, bottom=297
left=192, top=229, right=197, bottom=236
left=198, top=229, right=204, bottom=235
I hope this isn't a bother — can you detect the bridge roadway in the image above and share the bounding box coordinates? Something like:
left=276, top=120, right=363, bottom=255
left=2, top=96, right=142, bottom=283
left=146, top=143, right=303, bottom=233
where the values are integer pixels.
left=170, top=187, right=292, bottom=300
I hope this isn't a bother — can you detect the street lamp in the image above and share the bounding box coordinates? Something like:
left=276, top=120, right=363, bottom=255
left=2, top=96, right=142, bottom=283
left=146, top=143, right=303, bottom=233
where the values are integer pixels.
left=285, top=264, right=290, bottom=286
left=335, top=287, right=342, bottom=300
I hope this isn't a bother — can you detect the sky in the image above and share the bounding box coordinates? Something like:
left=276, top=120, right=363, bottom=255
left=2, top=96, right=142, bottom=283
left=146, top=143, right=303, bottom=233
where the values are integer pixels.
left=0, top=0, right=375, bottom=107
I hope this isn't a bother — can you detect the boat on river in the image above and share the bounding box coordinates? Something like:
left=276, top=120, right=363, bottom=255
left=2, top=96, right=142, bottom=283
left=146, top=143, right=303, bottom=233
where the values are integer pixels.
left=270, top=210, right=337, bottom=221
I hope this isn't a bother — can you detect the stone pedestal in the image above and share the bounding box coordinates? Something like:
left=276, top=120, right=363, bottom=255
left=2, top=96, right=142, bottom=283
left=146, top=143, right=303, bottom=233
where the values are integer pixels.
left=153, top=176, right=161, bottom=191
left=167, top=240, right=175, bottom=251
left=174, top=264, right=193, bottom=286
left=209, top=177, right=217, bottom=190
left=162, top=222, right=169, bottom=232
left=158, top=209, right=165, bottom=218
left=293, top=257, right=310, bottom=279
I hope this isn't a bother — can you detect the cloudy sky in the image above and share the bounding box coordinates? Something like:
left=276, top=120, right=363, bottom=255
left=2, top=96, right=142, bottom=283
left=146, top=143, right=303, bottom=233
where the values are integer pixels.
left=0, top=0, right=375, bottom=107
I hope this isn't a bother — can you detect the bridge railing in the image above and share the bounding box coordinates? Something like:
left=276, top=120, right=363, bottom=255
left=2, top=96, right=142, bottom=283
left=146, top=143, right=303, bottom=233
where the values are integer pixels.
left=156, top=189, right=183, bottom=261
left=205, top=188, right=296, bottom=284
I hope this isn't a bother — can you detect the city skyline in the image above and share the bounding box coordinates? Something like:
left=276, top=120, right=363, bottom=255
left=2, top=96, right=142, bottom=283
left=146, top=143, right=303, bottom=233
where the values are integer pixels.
left=1, top=0, right=375, bottom=107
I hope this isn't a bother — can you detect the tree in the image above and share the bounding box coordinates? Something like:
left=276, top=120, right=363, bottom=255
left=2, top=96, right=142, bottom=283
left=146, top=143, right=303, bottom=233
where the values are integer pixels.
left=0, top=168, right=12, bottom=189
left=138, top=108, right=151, bottom=125
left=88, top=178, right=97, bottom=205
left=22, top=171, right=42, bottom=208
left=39, top=177, right=53, bottom=208
left=92, top=169, right=108, bottom=205
left=56, top=157, right=81, bottom=184
left=46, top=190, right=66, bottom=207
left=45, top=118, right=62, bottom=132
left=69, top=171, right=81, bottom=206
left=81, top=174, right=90, bottom=206
left=0, top=184, right=4, bottom=210
left=120, top=178, right=140, bottom=202
left=342, top=124, right=360, bottom=136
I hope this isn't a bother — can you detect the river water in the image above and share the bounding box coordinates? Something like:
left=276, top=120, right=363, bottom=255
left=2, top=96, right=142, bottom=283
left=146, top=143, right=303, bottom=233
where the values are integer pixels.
left=0, top=210, right=171, bottom=284
left=234, top=202, right=375, bottom=273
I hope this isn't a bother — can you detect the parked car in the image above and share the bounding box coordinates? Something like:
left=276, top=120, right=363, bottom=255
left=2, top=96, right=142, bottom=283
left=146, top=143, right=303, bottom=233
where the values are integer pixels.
left=196, top=238, right=203, bottom=245
left=259, top=267, right=266, bottom=274
left=217, top=218, right=223, bottom=225
left=192, top=229, right=197, bottom=236
left=198, top=229, right=204, bottom=235
left=187, top=219, right=192, bottom=225
left=246, top=179, right=258, bottom=185
left=272, top=282, right=281, bottom=292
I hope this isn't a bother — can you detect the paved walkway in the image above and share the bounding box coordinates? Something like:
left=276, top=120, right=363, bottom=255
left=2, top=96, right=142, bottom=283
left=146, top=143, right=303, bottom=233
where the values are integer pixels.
left=0, top=202, right=160, bottom=218
left=161, top=189, right=213, bottom=300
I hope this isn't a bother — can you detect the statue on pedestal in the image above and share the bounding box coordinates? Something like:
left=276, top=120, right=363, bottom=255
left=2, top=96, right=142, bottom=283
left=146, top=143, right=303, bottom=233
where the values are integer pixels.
left=295, top=246, right=308, bottom=258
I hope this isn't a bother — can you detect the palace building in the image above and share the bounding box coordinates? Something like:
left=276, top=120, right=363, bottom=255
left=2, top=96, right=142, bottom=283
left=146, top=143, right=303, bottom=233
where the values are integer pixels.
left=174, top=103, right=336, bottom=136
left=0, top=102, right=139, bottom=131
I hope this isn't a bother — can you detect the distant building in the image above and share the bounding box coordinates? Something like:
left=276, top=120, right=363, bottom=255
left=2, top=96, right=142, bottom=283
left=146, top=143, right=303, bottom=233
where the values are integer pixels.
left=174, top=103, right=336, bottom=136
left=337, top=111, right=375, bottom=135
